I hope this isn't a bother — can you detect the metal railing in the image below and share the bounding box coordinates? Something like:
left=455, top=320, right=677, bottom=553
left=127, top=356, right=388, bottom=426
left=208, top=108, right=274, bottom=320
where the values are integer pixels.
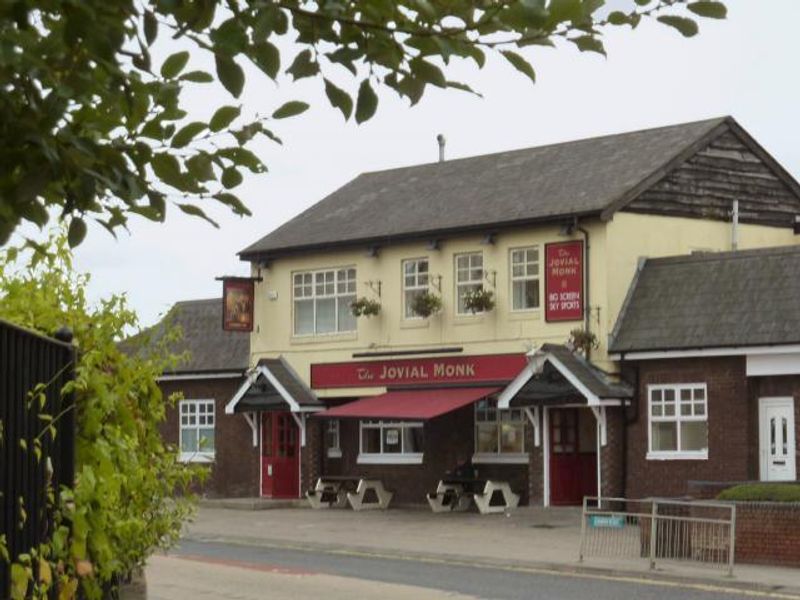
left=579, top=496, right=736, bottom=576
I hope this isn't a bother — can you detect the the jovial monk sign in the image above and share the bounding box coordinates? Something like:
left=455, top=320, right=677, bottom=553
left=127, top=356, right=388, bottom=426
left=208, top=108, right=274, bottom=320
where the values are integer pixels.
left=545, top=240, right=584, bottom=322
left=311, top=354, right=527, bottom=389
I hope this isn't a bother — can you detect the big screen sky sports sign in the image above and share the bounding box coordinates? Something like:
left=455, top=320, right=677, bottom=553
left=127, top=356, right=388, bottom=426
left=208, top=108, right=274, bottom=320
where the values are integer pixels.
left=545, top=240, right=584, bottom=322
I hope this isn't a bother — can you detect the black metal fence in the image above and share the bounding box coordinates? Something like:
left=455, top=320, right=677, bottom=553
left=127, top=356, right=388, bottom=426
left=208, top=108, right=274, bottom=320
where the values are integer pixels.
left=1, top=319, right=76, bottom=598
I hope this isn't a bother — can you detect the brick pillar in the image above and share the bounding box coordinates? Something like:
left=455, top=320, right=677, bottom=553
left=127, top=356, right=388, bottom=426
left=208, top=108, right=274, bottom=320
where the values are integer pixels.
left=301, top=418, right=322, bottom=495
left=600, top=407, right=625, bottom=498
left=527, top=409, right=544, bottom=505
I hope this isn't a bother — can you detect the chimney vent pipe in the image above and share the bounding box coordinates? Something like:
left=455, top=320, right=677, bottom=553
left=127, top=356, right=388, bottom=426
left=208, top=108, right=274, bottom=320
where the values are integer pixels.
left=436, top=134, right=446, bottom=162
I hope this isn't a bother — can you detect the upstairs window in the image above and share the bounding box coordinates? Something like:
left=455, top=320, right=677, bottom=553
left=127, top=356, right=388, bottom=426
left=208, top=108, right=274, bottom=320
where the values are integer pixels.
left=403, top=258, right=429, bottom=319
left=510, top=247, right=540, bottom=311
left=293, top=268, right=357, bottom=335
left=648, top=384, right=708, bottom=459
left=455, top=252, right=484, bottom=315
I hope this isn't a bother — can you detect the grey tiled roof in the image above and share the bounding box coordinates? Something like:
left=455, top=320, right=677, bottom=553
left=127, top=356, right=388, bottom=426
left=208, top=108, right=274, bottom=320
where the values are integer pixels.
left=539, top=344, right=632, bottom=400
left=610, top=246, right=800, bottom=353
left=257, top=357, right=322, bottom=408
left=241, top=117, right=729, bottom=260
left=127, top=298, right=249, bottom=374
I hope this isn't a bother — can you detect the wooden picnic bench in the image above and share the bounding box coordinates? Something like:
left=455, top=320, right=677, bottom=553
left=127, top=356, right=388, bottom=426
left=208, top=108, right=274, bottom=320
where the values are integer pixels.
left=306, top=476, right=393, bottom=511
left=427, top=476, right=520, bottom=515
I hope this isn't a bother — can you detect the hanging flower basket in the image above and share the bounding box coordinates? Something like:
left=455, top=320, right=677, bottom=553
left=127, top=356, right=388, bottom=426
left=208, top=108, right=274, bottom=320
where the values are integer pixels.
left=463, top=288, right=495, bottom=314
left=350, top=297, right=381, bottom=317
left=568, top=328, right=598, bottom=356
left=410, top=291, right=443, bottom=318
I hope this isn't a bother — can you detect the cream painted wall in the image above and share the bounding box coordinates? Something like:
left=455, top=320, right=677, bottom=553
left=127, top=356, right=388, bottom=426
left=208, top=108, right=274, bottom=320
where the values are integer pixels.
left=250, top=221, right=608, bottom=396
left=601, top=212, right=800, bottom=365
left=249, top=212, right=799, bottom=394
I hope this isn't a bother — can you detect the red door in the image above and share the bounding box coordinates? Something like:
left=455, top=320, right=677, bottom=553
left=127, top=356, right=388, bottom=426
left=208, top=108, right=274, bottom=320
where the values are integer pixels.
left=549, top=408, right=597, bottom=505
left=261, top=412, right=300, bottom=498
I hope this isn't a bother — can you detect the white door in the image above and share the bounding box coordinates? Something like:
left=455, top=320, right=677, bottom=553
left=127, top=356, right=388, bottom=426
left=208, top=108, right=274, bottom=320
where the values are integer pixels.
left=759, top=397, right=797, bottom=481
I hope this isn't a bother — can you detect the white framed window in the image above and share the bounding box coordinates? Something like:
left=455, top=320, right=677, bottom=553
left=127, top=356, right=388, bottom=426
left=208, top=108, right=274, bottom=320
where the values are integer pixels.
left=648, top=384, right=708, bottom=460
left=473, top=399, right=527, bottom=463
left=358, top=420, right=423, bottom=464
left=455, top=252, right=484, bottom=315
left=293, top=267, right=357, bottom=336
left=510, top=247, right=540, bottom=311
left=326, top=420, right=341, bottom=458
left=403, top=258, right=429, bottom=319
left=179, top=399, right=215, bottom=462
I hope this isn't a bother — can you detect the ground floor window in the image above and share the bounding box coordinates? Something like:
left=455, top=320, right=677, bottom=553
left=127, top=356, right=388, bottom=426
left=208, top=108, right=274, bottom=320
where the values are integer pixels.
left=358, top=420, right=423, bottom=464
left=179, top=399, right=215, bottom=462
left=326, top=420, right=341, bottom=458
left=473, top=399, right=527, bottom=463
left=648, top=383, right=708, bottom=459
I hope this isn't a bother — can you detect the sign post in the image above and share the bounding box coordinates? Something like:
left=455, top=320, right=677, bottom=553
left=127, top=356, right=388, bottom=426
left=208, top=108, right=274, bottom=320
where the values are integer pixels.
left=544, top=240, right=584, bottom=322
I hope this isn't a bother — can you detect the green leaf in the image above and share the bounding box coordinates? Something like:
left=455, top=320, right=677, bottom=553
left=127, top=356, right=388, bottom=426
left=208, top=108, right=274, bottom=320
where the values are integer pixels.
left=151, top=153, right=183, bottom=188
left=252, top=42, right=280, bottom=79
left=501, top=50, right=536, bottom=83
left=160, top=51, right=190, bottom=79
left=214, top=192, right=252, bottom=216
left=272, top=101, right=310, bottom=119
left=657, top=15, right=699, bottom=37
left=355, top=79, right=378, bottom=124
left=144, top=10, right=158, bottom=46
left=286, top=49, right=319, bottom=80
left=607, top=11, right=628, bottom=26
left=215, top=54, right=245, bottom=98
left=216, top=147, right=265, bottom=173
left=67, top=218, right=87, bottom=248
left=178, top=203, right=219, bottom=227
left=324, top=79, right=353, bottom=120
left=209, top=106, right=241, bottom=132
left=221, top=167, right=243, bottom=188
left=410, top=58, right=446, bottom=87
left=573, top=35, right=606, bottom=55
left=171, top=121, right=206, bottom=148
left=186, top=154, right=215, bottom=181
left=180, top=71, right=214, bottom=83
left=687, top=1, right=727, bottom=19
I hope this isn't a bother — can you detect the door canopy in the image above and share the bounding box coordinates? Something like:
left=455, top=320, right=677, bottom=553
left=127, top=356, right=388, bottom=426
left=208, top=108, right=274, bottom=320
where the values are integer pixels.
left=225, top=357, right=322, bottom=415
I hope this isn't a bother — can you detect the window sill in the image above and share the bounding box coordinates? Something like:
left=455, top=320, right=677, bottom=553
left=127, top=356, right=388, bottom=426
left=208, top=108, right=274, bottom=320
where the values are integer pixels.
left=472, top=453, right=529, bottom=465
left=507, top=309, right=542, bottom=322
left=291, top=331, right=357, bottom=345
left=646, top=451, right=708, bottom=461
left=180, top=452, right=215, bottom=464
left=357, top=454, right=423, bottom=465
left=400, top=318, right=430, bottom=330
left=453, top=314, right=486, bottom=326
left=327, top=449, right=342, bottom=459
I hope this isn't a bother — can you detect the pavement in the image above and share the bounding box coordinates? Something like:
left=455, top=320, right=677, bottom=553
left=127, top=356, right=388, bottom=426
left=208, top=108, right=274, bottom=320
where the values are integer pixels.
left=160, top=504, right=800, bottom=598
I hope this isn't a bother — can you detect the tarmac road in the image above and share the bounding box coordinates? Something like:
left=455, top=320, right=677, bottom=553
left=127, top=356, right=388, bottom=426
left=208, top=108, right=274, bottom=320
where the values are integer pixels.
left=144, top=538, right=800, bottom=600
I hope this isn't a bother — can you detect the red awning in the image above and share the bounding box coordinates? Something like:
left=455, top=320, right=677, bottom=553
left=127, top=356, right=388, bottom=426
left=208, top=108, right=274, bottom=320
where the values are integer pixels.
left=316, top=387, right=500, bottom=420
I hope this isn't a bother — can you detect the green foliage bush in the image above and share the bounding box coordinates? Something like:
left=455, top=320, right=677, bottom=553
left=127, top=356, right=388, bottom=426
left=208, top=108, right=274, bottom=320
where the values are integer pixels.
left=0, top=234, right=204, bottom=599
left=717, top=483, right=800, bottom=503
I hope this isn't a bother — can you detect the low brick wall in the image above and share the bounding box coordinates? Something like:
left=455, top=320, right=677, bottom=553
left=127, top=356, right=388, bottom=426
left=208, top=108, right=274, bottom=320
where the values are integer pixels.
left=687, top=481, right=800, bottom=567
left=734, top=502, right=800, bottom=567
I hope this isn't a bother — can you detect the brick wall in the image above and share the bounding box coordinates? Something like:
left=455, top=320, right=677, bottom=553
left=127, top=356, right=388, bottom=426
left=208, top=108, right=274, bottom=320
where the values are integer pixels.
left=601, top=408, right=625, bottom=498
left=736, top=503, right=800, bottom=567
left=327, top=405, right=529, bottom=505
left=625, top=357, right=751, bottom=499
left=160, top=377, right=259, bottom=498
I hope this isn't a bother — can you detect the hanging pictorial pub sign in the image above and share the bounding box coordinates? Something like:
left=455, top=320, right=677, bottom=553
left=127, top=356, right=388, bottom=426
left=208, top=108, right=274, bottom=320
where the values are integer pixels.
left=222, top=277, right=255, bottom=332
left=545, top=240, right=584, bottom=322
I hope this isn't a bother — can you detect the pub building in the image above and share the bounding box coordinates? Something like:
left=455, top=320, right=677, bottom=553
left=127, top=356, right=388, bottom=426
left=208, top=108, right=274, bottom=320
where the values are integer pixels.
left=162, top=116, right=800, bottom=506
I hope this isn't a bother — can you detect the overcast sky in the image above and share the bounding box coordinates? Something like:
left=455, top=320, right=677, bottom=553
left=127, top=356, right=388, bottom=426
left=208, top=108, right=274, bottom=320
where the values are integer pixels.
left=33, top=0, right=800, bottom=327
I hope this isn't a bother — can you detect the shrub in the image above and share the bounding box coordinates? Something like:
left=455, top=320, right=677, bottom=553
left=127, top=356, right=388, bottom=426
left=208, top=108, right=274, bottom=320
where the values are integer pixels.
left=350, top=297, right=381, bottom=317
left=717, top=483, right=800, bottom=503
left=410, top=291, right=443, bottom=318
left=462, top=288, right=495, bottom=313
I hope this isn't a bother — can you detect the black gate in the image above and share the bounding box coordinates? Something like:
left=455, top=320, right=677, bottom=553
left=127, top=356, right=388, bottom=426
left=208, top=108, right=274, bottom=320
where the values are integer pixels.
left=1, top=319, right=76, bottom=598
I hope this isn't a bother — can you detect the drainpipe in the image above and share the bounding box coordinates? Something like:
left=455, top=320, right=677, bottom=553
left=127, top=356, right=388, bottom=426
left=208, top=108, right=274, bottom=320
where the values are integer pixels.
left=575, top=218, right=591, bottom=359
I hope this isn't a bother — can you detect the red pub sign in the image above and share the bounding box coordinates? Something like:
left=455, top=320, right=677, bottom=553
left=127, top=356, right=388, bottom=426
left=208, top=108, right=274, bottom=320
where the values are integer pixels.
left=545, top=240, right=584, bottom=322
left=311, top=354, right=527, bottom=389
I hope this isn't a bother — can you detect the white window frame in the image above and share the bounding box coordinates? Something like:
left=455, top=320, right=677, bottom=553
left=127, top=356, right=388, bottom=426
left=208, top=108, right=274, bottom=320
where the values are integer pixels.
left=402, top=257, right=429, bottom=319
left=509, top=246, right=541, bottom=312
left=455, top=252, right=484, bottom=316
left=326, top=419, right=342, bottom=458
left=357, top=420, right=423, bottom=464
left=292, top=267, right=357, bottom=336
left=472, top=399, right=528, bottom=464
left=179, top=399, right=215, bottom=463
left=647, top=383, right=709, bottom=460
